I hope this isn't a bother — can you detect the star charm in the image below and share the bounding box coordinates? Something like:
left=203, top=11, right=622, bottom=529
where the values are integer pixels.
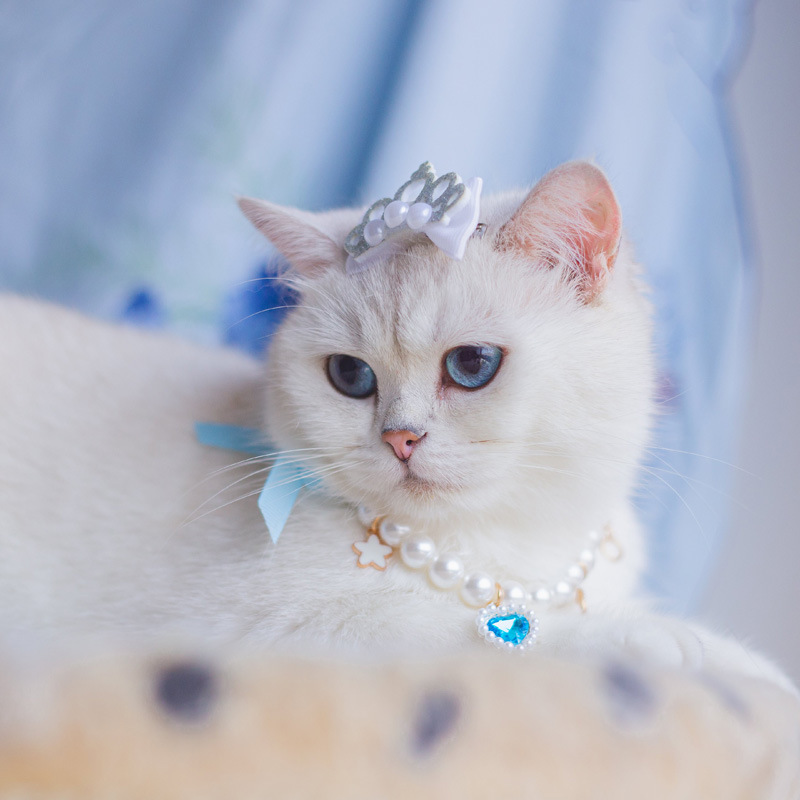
left=352, top=534, right=393, bottom=571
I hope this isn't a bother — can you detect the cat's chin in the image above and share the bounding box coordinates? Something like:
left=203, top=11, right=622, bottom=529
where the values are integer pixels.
left=399, top=472, right=447, bottom=500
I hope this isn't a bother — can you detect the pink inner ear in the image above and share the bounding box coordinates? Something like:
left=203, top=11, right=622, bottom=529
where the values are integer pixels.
left=573, top=186, right=622, bottom=299
left=498, top=162, right=622, bottom=302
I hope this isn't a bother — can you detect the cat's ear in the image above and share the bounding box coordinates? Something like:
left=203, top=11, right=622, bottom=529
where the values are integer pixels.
left=238, top=197, right=353, bottom=275
left=496, top=162, right=621, bottom=302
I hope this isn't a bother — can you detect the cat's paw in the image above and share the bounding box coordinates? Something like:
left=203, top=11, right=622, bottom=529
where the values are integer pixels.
left=611, top=615, right=705, bottom=670
left=543, top=612, right=706, bottom=672
left=544, top=611, right=796, bottom=693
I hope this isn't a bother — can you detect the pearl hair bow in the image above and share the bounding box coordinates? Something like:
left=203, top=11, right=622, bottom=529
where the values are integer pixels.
left=344, top=161, right=483, bottom=273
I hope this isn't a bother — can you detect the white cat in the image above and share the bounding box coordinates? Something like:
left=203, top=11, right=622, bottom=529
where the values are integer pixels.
left=0, top=162, right=790, bottom=689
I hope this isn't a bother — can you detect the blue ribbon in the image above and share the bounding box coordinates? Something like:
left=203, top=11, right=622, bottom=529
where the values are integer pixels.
left=194, top=422, right=313, bottom=544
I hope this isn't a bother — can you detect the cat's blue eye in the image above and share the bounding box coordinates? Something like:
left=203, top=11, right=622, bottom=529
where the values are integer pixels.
left=327, top=354, right=377, bottom=398
left=444, top=345, right=503, bottom=389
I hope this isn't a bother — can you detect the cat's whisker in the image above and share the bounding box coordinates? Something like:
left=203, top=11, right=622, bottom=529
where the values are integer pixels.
left=639, top=453, right=752, bottom=518
left=181, top=453, right=362, bottom=532
left=179, top=456, right=271, bottom=497
left=654, top=387, right=688, bottom=407
left=181, top=486, right=270, bottom=527
left=570, top=425, right=755, bottom=477
left=184, top=463, right=293, bottom=522
left=513, top=442, right=742, bottom=514
left=182, top=457, right=299, bottom=507
left=232, top=274, right=289, bottom=287
left=225, top=304, right=305, bottom=333
left=280, top=459, right=369, bottom=486
left=501, top=425, right=753, bottom=483
left=644, top=444, right=756, bottom=477
left=638, top=451, right=746, bottom=510
left=277, top=276, right=340, bottom=313
left=573, top=428, right=755, bottom=512
left=180, top=464, right=342, bottom=531
left=189, top=452, right=358, bottom=518
left=207, top=461, right=373, bottom=530
left=513, top=453, right=714, bottom=537
left=637, top=465, right=723, bottom=518
left=212, top=446, right=344, bottom=470
left=516, top=463, right=591, bottom=481
left=180, top=472, right=270, bottom=529
left=161, top=469, right=283, bottom=549
left=220, top=458, right=370, bottom=500
left=637, top=464, right=709, bottom=543
left=630, top=481, right=672, bottom=513
left=231, top=277, right=269, bottom=288
left=195, top=446, right=352, bottom=484
left=468, top=438, right=525, bottom=445
left=476, top=434, right=738, bottom=510
left=527, top=445, right=731, bottom=493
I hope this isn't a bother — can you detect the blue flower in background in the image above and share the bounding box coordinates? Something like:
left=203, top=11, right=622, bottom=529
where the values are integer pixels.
left=222, top=258, right=298, bottom=356
left=121, top=288, right=165, bottom=328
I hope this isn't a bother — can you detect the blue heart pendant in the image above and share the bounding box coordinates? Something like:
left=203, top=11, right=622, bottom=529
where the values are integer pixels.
left=477, top=604, right=538, bottom=651
left=488, top=613, right=530, bottom=644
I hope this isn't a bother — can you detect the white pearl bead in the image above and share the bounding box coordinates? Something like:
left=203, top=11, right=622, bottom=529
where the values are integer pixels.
left=533, top=587, right=553, bottom=605
left=406, top=202, right=433, bottom=230
left=378, top=519, right=411, bottom=547
left=400, top=536, right=436, bottom=569
left=459, top=572, right=496, bottom=607
left=356, top=505, right=375, bottom=526
left=554, top=580, right=575, bottom=603
left=566, top=564, right=586, bottom=583
left=579, top=548, right=596, bottom=570
left=363, top=218, right=387, bottom=246
left=383, top=200, right=409, bottom=229
left=428, top=553, right=464, bottom=590
left=501, top=581, right=530, bottom=605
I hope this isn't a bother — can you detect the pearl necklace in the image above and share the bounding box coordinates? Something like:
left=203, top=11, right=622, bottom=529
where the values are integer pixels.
left=352, top=505, right=622, bottom=652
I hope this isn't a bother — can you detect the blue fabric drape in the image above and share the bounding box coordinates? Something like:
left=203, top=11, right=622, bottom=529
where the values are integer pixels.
left=0, top=0, right=753, bottom=612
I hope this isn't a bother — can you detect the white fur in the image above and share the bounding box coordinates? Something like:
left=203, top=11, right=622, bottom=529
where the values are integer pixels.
left=0, top=164, right=792, bottom=692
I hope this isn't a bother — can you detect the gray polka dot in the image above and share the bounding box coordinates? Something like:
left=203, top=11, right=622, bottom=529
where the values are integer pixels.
left=603, top=662, right=657, bottom=726
left=154, top=660, right=217, bottom=723
left=411, top=690, right=461, bottom=756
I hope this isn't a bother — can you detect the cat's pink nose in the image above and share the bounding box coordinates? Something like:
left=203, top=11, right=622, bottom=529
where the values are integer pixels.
left=381, top=429, right=424, bottom=462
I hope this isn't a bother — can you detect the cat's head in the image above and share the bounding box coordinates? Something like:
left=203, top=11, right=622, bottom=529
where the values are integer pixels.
left=239, top=163, right=654, bottom=532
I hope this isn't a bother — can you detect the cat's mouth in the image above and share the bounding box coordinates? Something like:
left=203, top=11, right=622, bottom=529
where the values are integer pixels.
left=400, top=470, right=458, bottom=499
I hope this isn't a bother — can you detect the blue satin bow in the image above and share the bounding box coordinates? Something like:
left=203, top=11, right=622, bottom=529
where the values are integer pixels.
left=194, top=422, right=313, bottom=543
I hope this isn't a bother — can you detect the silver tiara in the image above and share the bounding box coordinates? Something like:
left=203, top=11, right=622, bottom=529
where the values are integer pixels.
left=344, top=161, right=483, bottom=273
